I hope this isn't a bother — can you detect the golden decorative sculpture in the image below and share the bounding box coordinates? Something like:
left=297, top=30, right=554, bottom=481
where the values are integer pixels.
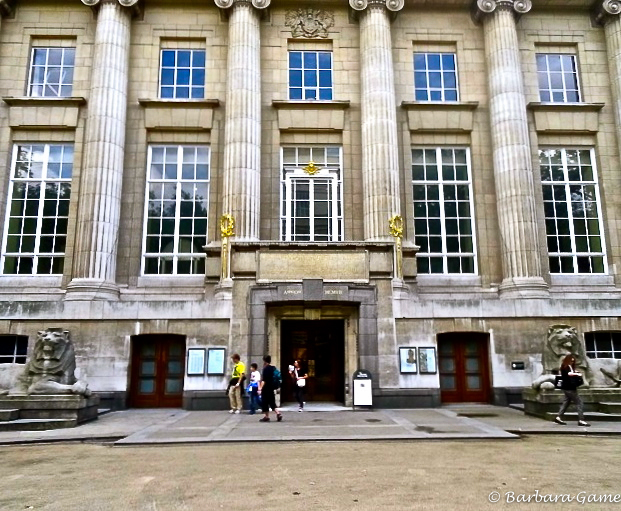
left=303, top=161, right=321, bottom=175
left=220, top=214, right=235, bottom=281
left=389, top=214, right=404, bottom=280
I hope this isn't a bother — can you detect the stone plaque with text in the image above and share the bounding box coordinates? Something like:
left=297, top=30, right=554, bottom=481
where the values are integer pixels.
left=259, top=251, right=367, bottom=281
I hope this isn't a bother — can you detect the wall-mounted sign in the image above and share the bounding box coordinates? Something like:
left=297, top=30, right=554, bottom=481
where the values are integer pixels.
left=187, top=348, right=206, bottom=375
left=207, top=348, right=226, bottom=375
left=399, top=347, right=417, bottom=374
left=418, top=347, right=437, bottom=374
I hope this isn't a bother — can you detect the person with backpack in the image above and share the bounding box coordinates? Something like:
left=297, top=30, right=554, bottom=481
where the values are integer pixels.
left=258, top=355, right=282, bottom=422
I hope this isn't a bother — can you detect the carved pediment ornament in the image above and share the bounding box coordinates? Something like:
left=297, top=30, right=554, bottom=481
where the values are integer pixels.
left=472, top=0, right=531, bottom=23
left=593, top=1, right=621, bottom=26
left=285, top=8, right=334, bottom=39
left=214, top=0, right=271, bottom=10
left=349, top=0, right=404, bottom=13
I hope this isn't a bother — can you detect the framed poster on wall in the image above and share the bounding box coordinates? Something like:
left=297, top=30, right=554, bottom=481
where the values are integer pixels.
left=418, top=347, right=437, bottom=374
left=399, top=347, right=418, bottom=374
left=207, top=348, right=226, bottom=375
left=187, top=348, right=206, bottom=375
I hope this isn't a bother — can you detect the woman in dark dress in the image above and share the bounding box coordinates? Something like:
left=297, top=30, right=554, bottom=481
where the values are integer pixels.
left=555, top=354, right=590, bottom=427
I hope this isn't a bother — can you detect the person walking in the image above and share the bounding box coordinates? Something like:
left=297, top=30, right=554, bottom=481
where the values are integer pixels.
left=289, top=359, right=308, bottom=412
left=228, top=353, right=245, bottom=414
left=555, top=354, right=590, bottom=427
left=259, top=355, right=282, bottom=423
left=247, top=362, right=261, bottom=415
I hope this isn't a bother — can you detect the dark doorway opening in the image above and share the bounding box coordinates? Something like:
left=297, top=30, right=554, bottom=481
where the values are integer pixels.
left=438, top=332, right=491, bottom=403
left=281, top=319, right=345, bottom=403
left=129, top=334, right=186, bottom=408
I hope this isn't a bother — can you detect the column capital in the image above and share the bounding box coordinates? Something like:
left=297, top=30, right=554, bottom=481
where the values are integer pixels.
left=349, top=0, right=404, bottom=13
left=214, top=0, right=270, bottom=10
left=472, top=0, right=531, bottom=24
left=0, top=0, right=15, bottom=17
left=593, top=1, right=621, bottom=26
left=81, top=0, right=142, bottom=16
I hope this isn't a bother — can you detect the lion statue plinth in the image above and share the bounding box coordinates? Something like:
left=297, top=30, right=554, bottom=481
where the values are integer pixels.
left=532, top=324, right=589, bottom=391
left=8, top=328, right=91, bottom=396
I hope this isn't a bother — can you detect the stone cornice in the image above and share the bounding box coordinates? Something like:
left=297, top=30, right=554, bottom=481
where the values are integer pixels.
left=592, top=0, right=621, bottom=26
left=349, top=0, right=404, bottom=12
left=0, top=0, right=15, bottom=17
left=472, top=0, right=532, bottom=24
left=214, top=0, right=271, bottom=10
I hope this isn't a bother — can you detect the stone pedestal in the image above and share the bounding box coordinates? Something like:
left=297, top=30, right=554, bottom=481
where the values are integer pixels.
left=522, top=387, right=621, bottom=421
left=0, top=394, right=100, bottom=431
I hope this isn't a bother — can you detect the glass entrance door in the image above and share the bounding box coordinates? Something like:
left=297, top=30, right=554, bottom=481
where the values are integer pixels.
left=438, top=333, right=491, bottom=403
left=129, top=334, right=185, bottom=407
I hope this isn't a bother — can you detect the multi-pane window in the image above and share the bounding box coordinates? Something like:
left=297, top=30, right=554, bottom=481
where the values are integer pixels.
left=413, top=53, right=458, bottom=102
left=585, top=332, right=621, bottom=359
left=281, top=147, right=342, bottom=241
left=159, top=49, right=206, bottom=99
left=536, top=53, right=581, bottom=103
left=28, top=47, right=75, bottom=97
left=143, top=146, right=210, bottom=275
left=412, top=148, right=476, bottom=274
left=288, top=51, right=333, bottom=100
left=0, top=335, right=28, bottom=364
left=540, top=148, right=605, bottom=274
left=2, top=144, right=73, bottom=275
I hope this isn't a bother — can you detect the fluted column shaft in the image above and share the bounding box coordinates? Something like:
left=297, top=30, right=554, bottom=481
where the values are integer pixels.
left=596, top=3, right=621, bottom=171
left=68, top=0, right=132, bottom=299
left=479, top=2, right=547, bottom=296
left=221, top=2, right=262, bottom=241
left=358, top=4, right=401, bottom=241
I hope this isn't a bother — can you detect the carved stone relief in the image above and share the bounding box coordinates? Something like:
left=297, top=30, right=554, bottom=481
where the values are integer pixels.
left=285, top=8, right=334, bottom=38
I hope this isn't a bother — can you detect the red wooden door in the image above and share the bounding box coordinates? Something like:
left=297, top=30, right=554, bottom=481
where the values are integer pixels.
left=129, top=335, right=185, bottom=408
left=438, top=333, right=491, bottom=403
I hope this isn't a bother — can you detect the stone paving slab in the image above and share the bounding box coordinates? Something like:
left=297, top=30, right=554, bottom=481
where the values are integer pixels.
left=1, top=404, right=621, bottom=445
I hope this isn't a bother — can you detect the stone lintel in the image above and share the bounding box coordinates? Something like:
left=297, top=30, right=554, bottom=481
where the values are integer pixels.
left=401, top=101, right=479, bottom=133
left=138, top=98, right=220, bottom=131
left=528, top=102, right=604, bottom=134
left=471, top=0, right=532, bottom=24
left=592, top=0, right=621, bottom=26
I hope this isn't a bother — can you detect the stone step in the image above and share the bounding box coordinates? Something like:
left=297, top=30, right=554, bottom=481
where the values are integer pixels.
left=599, top=402, right=621, bottom=414
left=0, top=418, right=77, bottom=432
left=545, top=411, right=621, bottom=422
left=0, top=409, right=19, bottom=422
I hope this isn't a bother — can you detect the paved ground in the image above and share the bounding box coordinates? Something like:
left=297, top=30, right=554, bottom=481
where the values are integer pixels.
left=1, top=404, right=620, bottom=445
left=1, top=435, right=619, bottom=510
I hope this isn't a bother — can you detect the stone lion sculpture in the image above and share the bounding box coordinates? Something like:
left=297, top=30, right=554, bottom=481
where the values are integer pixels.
left=533, top=324, right=589, bottom=391
left=7, top=328, right=91, bottom=396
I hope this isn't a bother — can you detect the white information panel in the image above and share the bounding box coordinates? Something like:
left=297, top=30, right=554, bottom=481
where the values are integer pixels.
left=353, top=370, right=373, bottom=407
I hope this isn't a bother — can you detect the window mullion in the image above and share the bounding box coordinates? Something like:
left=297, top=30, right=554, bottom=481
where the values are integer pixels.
left=561, top=149, right=578, bottom=272
left=437, top=148, right=448, bottom=273
left=173, top=146, right=182, bottom=274
left=309, top=178, right=315, bottom=241
left=33, top=145, right=49, bottom=274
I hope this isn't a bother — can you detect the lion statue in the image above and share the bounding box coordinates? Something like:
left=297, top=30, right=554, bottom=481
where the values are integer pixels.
left=7, top=328, right=91, bottom=396
left=533, top=324, right=589, bottom=391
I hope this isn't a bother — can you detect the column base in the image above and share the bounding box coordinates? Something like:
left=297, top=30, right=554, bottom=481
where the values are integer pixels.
left=64, top=278, right=120, bottom=301
left=499, top=276, right=549, bottom=299
left=215, top=279, right=233, bottom=300
left=391, top=278, right=410, bottom=298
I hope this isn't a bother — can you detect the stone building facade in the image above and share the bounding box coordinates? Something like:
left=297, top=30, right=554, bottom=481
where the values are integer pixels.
left=0, top=0, right=621, bottom=409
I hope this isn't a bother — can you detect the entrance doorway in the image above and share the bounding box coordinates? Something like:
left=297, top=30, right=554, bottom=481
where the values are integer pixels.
left=281, top=320, right=345, bottom=403
left=438, top=332, right=491, bottom=403
left=129, top=334, right=186, bottom=408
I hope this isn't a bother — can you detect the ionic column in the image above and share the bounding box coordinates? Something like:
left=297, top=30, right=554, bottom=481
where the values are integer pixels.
left=474, top=0, right=548, bottom=297
left=215, top=0, right=269, bottom=241
left=350, top=0, right=402, bottom=241
left=594, top=2, right=621, bottom=169
left=66, top=0, right=138, bottom=300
